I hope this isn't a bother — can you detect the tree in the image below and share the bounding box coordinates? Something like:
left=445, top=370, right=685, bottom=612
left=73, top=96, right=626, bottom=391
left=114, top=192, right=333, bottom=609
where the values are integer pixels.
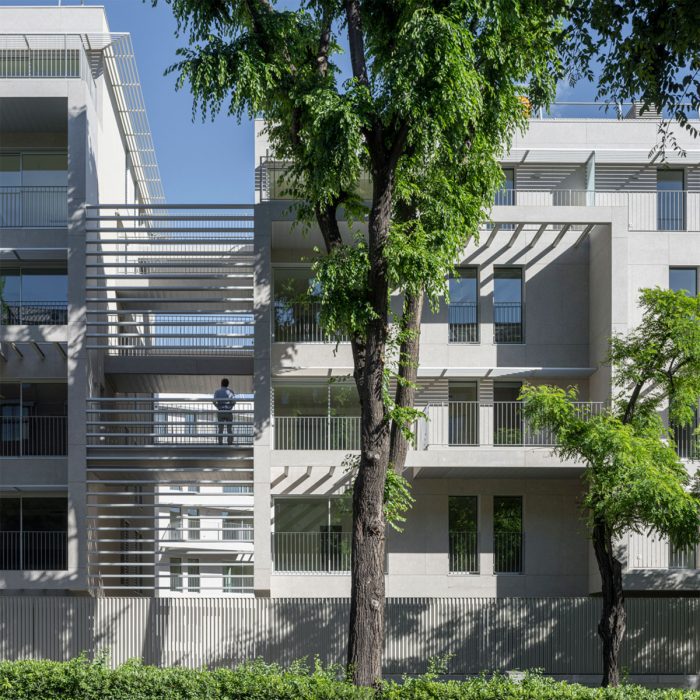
left=153, top=0, right=563, bottom=683
left=520, top=288, right=700, bottom=688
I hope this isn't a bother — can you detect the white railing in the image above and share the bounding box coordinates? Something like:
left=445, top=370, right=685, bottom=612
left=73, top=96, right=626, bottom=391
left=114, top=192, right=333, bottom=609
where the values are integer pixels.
left=86, top=398, right=254, bottom=447
left=165, top=525, right=254, bottom=543
left=627, top=532, right=698, bottom=570
left=0, top=531, right=67, bottom=570
left=272, top=531, right=352, bottom=573
left=449, top=531, right=479, bottom=573
left=0, top=415, right=67, bottom=456
left=420, top=401, right=606, bottom=449
left=0, top=186, right=68, bottom=228
left=273, top=416, right=361, bottom=450
left=1, top=300, right=67, bottom=325
left=490, top=189, right=700, bottom=232
left=273, top=301, right=348, bottom=343
left=494, top=532, right=523, bottom=574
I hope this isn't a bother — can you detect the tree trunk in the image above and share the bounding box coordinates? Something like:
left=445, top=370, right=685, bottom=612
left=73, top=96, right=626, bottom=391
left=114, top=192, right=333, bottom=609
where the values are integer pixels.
left=592, top=518, right=626, bottom=687
left=346, top=169, right=394, bottom=686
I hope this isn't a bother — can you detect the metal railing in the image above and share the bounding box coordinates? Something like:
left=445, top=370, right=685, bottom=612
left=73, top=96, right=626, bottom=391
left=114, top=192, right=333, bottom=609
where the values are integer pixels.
left=448, top=302, right=478, bottom=343
left=165, top=525, right=254, bottom=543
left=272, top=531, right=352, bottom=573
left=656, top=191, right=686, bottom=231
left=420, top=401, right=606, bottom=449
left=449, top=531, right=479, bottom=573
left=1, top=300, right=67, bottom=325
left=273, top=416, right=361, bottom=450
left=86, top=398, right=254, bottom=447
left=494, top=532, right=523, bottom=574
left=258, top=158, right=372, bottom=201
left=674, top=424, right=699, bottom=460
left=627, top=532, right=698, bottom=570
left=0, top=531, right=67, bottom=570
left=273, top=300, right=348, bottom=343
left=107, top=314, right=254, bottom=356
left=493, top=302, right=523, bottom=343
left=0, top=186, right=68, bottom=228
left=0, top=415, right=67, bottom=456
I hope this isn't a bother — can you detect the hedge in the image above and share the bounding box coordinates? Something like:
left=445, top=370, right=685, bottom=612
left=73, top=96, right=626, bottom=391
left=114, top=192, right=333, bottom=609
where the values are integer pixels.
left=0, top=657, right=697, bottom=700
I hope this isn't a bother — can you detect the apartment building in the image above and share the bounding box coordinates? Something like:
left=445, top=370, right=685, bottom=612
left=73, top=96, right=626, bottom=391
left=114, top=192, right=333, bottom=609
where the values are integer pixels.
left=0, top=4, right=698, bottom=604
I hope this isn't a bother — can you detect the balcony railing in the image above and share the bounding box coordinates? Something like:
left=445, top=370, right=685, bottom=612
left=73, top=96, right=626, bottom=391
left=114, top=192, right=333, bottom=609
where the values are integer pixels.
left=87, top=399, right=254, bottom=448
left=272, top=531, right=352, bottom=573
left=494, top=532, right=523, bottom=574
left=165, top=525, right=254, bottom=543
left=674, top=424, right=699, bottom=461
left=448, top=302, right=478, bottom=343
left=0, top=186, right=68, bottom=228
left=627, top=532, right=698, bottom=570
left=1, top=301, right=67, bottom=326
left=273, top=416, right=361, bottom=450
left=0, top=415, right=67, bottom=456
left=273, top=301, right=348, bottom=343
left=493, top=302, right=523, bottom=343
left=449, top=531, right=479, bottom=573
left=0, top=531, right=67, bottom=570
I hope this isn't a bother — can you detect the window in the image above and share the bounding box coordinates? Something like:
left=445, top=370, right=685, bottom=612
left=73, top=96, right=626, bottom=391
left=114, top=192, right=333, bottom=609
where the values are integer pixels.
left=170, top=558, right=183, bottom=591
left=494, top=496, right=523, bottom=574
left=448, top=268, right=479, bottom=343
left=187, top=559, right=201, bottom=593
left=223, top=564, right=254, bottom=593
left=448, top=496, right=478, bottom=573
left=448, top=382, right=478, bottom=446
left=657, top=170, right=685, bottom=231
left=223, top=516, right=252, bottom=541
left=495, top=169, right=515, bottom=206
left=670, top=268, right=697, bottom=296
left=0, top=267, right=68, bottom=325
left=493, top=382, right=523, bottom=445
left=493, top=268, right=523, bottom=343
left=169, top=510, right=183, bottom=540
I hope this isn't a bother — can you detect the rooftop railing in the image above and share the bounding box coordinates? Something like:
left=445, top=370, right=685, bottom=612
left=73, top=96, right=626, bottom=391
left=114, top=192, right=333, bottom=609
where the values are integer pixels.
left=0, top=186, right=68, bottom=228
left=86, top=398, right=254, bottom=448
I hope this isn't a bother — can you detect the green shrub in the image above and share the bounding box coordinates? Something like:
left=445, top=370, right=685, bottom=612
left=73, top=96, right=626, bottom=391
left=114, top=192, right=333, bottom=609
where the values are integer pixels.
left=0, top=658, right=698, bottom=700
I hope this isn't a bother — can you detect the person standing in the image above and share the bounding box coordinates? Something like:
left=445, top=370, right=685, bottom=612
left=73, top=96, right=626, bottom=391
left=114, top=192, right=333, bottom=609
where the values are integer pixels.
left=213, top=378, right=236, bottom=445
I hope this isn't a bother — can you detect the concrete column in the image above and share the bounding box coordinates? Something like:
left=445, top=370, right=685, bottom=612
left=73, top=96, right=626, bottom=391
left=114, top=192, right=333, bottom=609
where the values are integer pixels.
left=66, top=80, right=90, bottom=592
left=253, top=204, right=272, bottom=594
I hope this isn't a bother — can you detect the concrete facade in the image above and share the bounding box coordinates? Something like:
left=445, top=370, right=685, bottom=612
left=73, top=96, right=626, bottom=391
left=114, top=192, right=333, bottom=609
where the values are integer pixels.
left=1, top=5, right=699, bottom=604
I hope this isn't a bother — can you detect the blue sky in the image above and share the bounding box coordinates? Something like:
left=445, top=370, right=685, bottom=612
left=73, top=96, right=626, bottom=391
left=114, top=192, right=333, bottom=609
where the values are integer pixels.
left=4, top=0, right=599, bottom=203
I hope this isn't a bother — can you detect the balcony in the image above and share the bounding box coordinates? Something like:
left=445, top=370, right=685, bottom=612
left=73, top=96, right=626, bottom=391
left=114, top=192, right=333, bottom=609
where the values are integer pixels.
left=87, top=399, right=254, bottom=448
left=449, top=531, right=479, bottom=573
left=0, top=415, right=67, bottom=456
left=0, top=187, right=68, bottom=228
left=0, top=530, right=67, bottom=570
left=274, top=416, right=361, bottom=450
left=272, top=531, right=352, bottom=573
left=1, top=300, right=67, bottom=326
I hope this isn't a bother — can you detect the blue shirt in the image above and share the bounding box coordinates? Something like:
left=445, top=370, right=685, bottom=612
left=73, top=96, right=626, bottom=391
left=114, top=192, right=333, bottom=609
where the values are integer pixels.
left=213, top=387, right=235, bottom=411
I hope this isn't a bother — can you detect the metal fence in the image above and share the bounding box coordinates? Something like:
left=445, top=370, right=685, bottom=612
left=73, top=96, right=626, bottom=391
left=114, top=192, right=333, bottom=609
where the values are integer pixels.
left=0, top=416, right=67, bottom=456
left=0, top=186, right=68, bottom=228
left=0, top=596, right=698, bottom=677
left=0, top=301, right=67, bottom=325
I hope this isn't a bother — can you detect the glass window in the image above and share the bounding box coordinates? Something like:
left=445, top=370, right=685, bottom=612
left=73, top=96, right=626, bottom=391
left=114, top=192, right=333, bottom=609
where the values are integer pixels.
left=657, top=170, right=685, bottom=231
left=494, top=268, right=523, bottom=304
left=21, top=153, right=68, bottom=186
left=494, top=496, right=523, bottom=574
left=186, top=559, right=200, bottom=593
left=670, top=268, right=697, bottom=296
left=495, top=169, right=515, bottom=205
left=0, top=498, right=21, bottom=531
left=329, top=383, right=360, bottom=417
left=22, top=498, right=67, bottom=532
left=448, top=496, right=478, bottom=573
left=449, top=268, right=478, bottom=305
left=223, top=564, right=254, bottom=593
left=494, top=268, right=523, bottom=344
left=223, top=484, right=253, bottom=494
left=449, top=496, right=477, bottom=532
left=186, top=508, right=200, bottom=540
left=0, top=154, right=20, bottom=187
left=273, top=267, right=317, bottom=300
left=273, top=385, right=327, bottom=417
